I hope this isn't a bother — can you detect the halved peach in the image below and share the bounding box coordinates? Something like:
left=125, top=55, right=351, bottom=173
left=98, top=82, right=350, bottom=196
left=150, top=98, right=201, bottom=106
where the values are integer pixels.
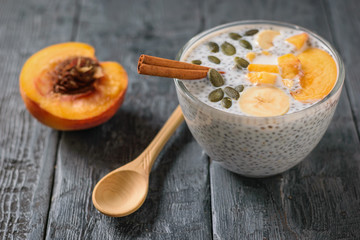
left=19, top=42, right=128, bottom=130
left=286, top=33, right=308, bottom=50
left=291, top=48, right=337, bottom=101
left=246, top=72, right=277, bottom=85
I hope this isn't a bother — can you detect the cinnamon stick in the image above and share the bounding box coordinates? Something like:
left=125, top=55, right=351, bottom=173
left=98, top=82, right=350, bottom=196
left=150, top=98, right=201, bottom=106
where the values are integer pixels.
left=137, top=55, right=224, bottom=80
left=138, top=63, right=208, bottom=79
left=139, top=54, right=210, bottom=71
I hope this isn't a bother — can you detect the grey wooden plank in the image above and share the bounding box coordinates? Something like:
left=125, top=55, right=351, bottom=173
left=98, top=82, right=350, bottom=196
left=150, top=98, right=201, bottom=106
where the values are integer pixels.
left=324, top=0, right=360, bottom=139
left=203, top=0, right=329, bottom=31
left=206, top=0, right=360, bottom=239
left=0, top=0, right=76, bottom=239
left=45, top=0, right=212, bottom=239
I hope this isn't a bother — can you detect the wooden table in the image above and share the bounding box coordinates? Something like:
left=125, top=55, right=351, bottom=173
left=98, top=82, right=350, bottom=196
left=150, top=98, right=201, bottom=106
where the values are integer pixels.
left=1, top=0, right=359, bottom=239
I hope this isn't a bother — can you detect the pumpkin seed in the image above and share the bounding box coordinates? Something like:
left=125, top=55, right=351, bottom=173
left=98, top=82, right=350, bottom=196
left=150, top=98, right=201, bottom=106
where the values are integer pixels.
left=208, top=88, right=224, bottom=102
left=221, top=97, right=232, bottom=108
left=239, top=39, right=252, bottom=50
left=229, top=32, right=242, bottom=40
left=208, top=42, right=219, bottom=53
left=244, top=29, right=259, bottom=36
left=208, top=56, right=221, bottom=64
left=191, top=60, right=202, bottom=65
left=208, top=69, right=224, bottom=87
left=235, top=85, right=244, bottom=92
left=235, top=64, right=242, bottom=70
left=224, top=86, right=240, bottom=100
left=234, top=57, right=249, bottom=68
left=221, top=42, right=236, bottom=56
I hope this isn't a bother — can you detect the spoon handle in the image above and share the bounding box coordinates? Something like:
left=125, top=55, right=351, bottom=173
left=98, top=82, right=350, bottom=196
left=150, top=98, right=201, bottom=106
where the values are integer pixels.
left=139, top=105, right=184, bottom=173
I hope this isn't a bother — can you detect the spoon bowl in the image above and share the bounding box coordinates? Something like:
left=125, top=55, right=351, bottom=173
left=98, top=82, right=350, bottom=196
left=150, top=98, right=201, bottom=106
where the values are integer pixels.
left=93, top=170, right=149, bottom=217
left=92, top=106, right=184, bottom=217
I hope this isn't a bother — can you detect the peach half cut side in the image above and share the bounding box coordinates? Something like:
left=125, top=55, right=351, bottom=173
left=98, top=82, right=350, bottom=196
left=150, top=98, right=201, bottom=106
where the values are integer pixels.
left=19, top=42, right=128, bottom=130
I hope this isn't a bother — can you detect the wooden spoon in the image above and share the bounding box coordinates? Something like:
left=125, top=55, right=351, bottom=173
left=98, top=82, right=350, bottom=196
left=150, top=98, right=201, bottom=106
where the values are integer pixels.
left=92, top=105, right=184, bottom=217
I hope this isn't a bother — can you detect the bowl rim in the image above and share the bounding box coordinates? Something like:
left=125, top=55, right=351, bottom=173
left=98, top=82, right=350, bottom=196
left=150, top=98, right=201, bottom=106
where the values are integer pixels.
left=174, top=20, right=345, bottom=120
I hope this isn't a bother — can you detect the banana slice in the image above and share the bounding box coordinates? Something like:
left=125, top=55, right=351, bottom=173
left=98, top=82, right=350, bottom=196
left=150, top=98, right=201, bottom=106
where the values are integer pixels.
left=239, top=86, right=290, bottom=117
left=256, top=30, right=280, bottom=49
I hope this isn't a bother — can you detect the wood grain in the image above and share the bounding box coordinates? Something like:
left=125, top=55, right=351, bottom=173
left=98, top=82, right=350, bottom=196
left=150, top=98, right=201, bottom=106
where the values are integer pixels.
left=207, top=0, right=360, bottom=239
left=324, top=0, right=360, bottom=139
left=44, top=0, right=212, bottom=239
left=0, top=0, right=75, bottom=239
left=0, top=0, right=359, bottom=239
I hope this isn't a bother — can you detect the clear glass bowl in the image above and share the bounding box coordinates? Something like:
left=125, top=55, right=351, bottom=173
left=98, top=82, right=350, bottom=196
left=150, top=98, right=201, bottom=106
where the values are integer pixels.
left=174, top=20, right=345, bottom=177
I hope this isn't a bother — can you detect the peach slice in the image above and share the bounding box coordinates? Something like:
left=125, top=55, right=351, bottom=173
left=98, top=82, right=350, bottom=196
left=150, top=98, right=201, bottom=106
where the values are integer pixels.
left=246, top=72, right=277, bottom=85
left=291, top=48, right=337, bottom=102
left=19, top=42, right=128, bottom=130
left=278, top=53, right=303, bottom=88
left=256, top=30, right=280, bottom=49
left=282, top=79, right=294, bottom=88
left=278, top=54, right=302, bottom=79
left=248, top=64, right=279, bottom=73
left=262, top=51, right=271, bottom=56
left=286, top=33, right=308, bottom=50
left=246, top=52, right=256, bottom=62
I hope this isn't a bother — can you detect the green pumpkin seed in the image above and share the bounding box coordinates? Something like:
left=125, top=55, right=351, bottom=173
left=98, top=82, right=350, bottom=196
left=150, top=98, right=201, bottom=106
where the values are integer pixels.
left=229, top=32, right=242, bottom=40
left=208, top=56, right=221, bottom=64
left=224, top=86, right=240, bottom=100
left=208, top=88, right=224, bottom=102
left=244, top=29, right=259, bottom=36
left=221, top=97, right=232, bottom=108
left=207, top=69, right=224, bottom=87
left=208, top=42, right=219, bottom=53
left=234, top=57, right=249, bottom=68
left=235, top=64, right=242, bottom=70
left=191, top=60, right=202, bottom=65
left=235, top=64, right=243, bottom=70
left=235, top=85, right=244, bottom=92
left=221, top=42, right=236, bottom=56
left=239, top=39, right=252, bottom=50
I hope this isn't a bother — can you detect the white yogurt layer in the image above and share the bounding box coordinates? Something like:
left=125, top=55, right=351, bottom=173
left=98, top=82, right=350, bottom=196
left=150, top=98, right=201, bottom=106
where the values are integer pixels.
left=180, top=24, right=335, bottom=116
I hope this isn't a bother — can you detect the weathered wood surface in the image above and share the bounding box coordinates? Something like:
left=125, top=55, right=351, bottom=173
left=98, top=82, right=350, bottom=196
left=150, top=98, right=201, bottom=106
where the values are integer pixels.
left=0, top=0, right=75, bottom=239
left=325, top=0, right=360, bottom=137
left=0, top=0, right=359, bottom=240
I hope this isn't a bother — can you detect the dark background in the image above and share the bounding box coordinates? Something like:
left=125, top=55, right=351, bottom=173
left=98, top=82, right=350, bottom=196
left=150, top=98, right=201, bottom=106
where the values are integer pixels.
left=0, top=0, right=359, bottom=239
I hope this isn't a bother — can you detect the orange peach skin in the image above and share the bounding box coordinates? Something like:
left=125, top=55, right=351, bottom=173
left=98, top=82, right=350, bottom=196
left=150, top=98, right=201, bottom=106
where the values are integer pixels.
left=20, top=81, right=127, bottom=131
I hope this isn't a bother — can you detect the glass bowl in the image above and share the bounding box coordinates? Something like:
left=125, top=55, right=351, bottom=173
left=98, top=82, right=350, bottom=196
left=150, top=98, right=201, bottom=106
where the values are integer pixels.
left=174, top=20, right=345, bottom=177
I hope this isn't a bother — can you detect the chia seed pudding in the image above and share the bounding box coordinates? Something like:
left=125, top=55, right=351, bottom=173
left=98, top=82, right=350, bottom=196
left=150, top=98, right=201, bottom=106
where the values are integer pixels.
left=174, top=21, right=344, bottom=177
